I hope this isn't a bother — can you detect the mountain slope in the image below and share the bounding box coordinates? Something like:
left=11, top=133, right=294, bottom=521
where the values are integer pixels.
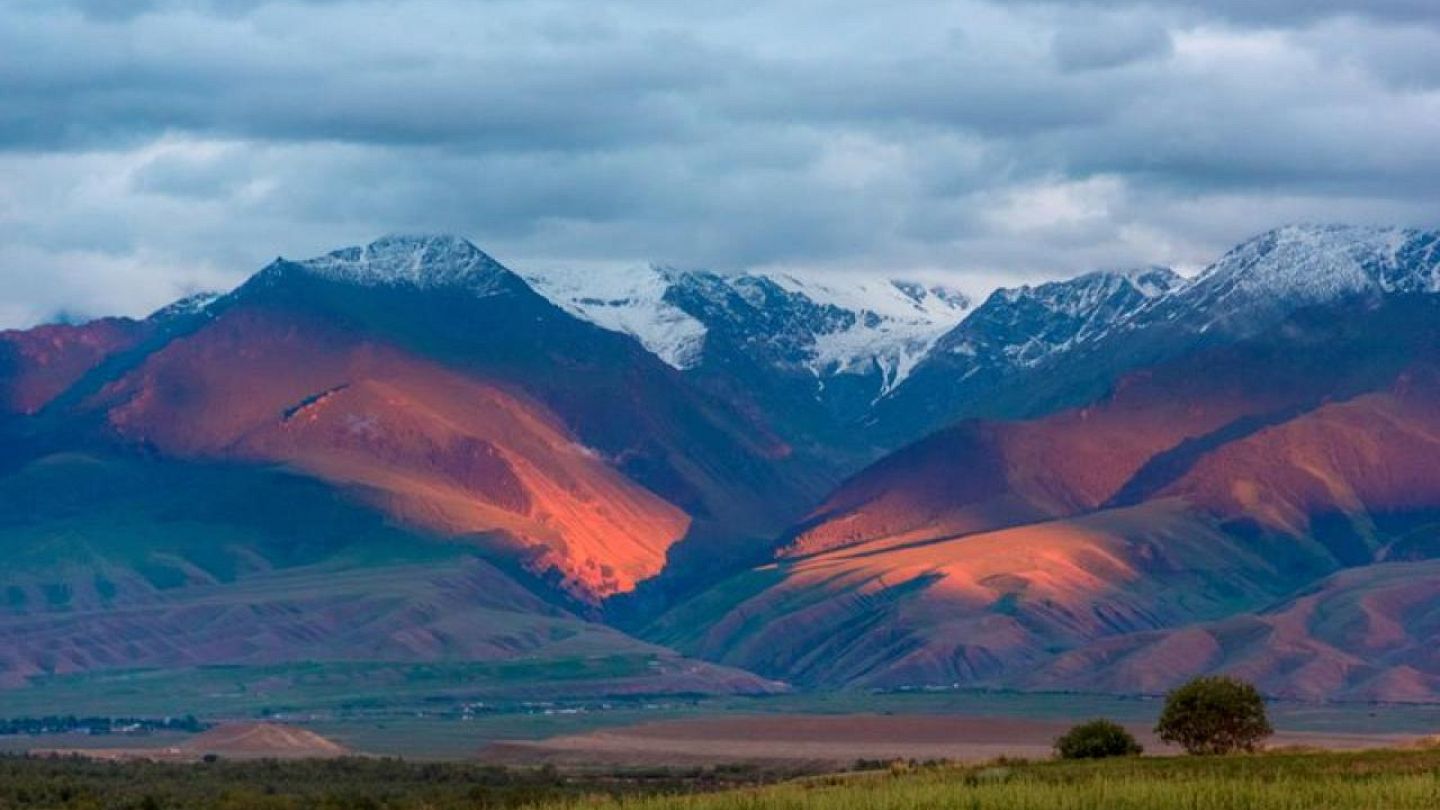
left=784, top=292, right=1427, bottom=560
left=649, top=501, right=1308, bottom=689
left=527, top=266, right=971, bottom=393
left=868, top=267, right=1179, bottom=442
left=91, top=305, right=691, bottom=599
left=875, top=225, right=1440, bottom=445
left=1130, top=375, right=1440, bottom=551
left=1, top=319, right=155, bottom=417
left=1030, top=560, right=1440, bottom=702
left=649, top=294, right=1440, bottom=699
left=0, top=452, right=773, bottom=695
left=527, top=266, right=971, bottom=459
left=1134, top=225, right=1440, bottom=339
left=238, top=238, right=833, bottom=539
left=7, top=236, right=839, bottom=606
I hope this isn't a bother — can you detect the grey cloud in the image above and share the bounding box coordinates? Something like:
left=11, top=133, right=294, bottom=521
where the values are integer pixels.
left=1020, top=0, right=1440, bottom=26
left=1, top=0, right=1439, bottom=327
left=48, top=0, right=354, bottom=22
left=0, top=7, right=721, bottom=151
left=1052, top=17, right=1174, bottom=71
left=1297, top=20, right=1440, bottom=90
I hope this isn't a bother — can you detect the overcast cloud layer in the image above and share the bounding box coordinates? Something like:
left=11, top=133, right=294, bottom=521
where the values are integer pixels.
left=2, top=0, right=1439, bottom=326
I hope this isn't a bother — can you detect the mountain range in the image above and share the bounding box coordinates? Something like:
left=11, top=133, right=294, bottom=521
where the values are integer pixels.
left=2, top=224, right=1438, bottom=702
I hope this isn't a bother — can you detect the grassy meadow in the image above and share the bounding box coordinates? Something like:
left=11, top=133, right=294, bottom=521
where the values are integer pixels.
left=539, top=748, right=1440, bottom=810
left=0, top=746, right=1438, bottom=809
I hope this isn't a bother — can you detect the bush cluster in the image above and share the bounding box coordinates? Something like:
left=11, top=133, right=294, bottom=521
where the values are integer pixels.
left=1054, top=719, right=1144, bottom=759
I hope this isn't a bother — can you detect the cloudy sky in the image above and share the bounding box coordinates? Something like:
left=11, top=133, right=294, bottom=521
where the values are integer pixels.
left=2, top=0, right=1439, bottom=326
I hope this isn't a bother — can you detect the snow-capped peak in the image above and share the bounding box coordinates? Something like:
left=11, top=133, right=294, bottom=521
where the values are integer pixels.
left=1109, top=266, right=1184, bottom=299
left=1153, top=224, right=1440, bottom=337
left=932, top=266, right=1182, bottom=371
left=148, top=291, right=224, bottom=321
left=763, top=271, right=973, bottom=393
left=993, top=266, right=1181, bottom=312
left=1196, top=224, right=1439, bottom=303
left=522, top=265, right=973, bottom=393
left=522, top=264, right=708, bottom=369
left=288, top=234, right=514, bottom=293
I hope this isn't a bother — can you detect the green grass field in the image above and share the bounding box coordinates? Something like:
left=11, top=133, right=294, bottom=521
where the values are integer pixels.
left=0, top=747, right=1437, bottom=809
left=0, top=754, right=807, bottom=809
left=534, top=748, right=1440, bottom=810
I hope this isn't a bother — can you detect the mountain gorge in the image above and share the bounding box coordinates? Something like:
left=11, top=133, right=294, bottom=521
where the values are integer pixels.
left=3, top=224, right=1440, bottom=703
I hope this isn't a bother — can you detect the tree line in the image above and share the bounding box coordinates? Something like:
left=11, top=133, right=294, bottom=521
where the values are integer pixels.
left=0, top=716, right=210, bottom=736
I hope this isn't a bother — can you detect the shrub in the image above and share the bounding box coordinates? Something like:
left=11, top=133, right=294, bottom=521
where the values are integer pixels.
left=1156, top=675, right=1273, bottom=755
left=1054, top=719, right=1144, bottom=759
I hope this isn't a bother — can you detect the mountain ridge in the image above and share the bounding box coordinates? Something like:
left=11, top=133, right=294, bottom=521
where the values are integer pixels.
left=276, top=234, right=520, bottom=293
left=6, top=223, right=1440, bottom=703
left=524, top=264, right=974, bottom=413
left=648, top=291, right=1440, bottom=699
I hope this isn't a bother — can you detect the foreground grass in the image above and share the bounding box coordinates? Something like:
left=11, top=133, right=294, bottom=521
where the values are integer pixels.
left=1, top=748, right=1437, bottom=809
left=0, top=756, right=805, bottom=809
left=537, top=748, right=1440, bottom=810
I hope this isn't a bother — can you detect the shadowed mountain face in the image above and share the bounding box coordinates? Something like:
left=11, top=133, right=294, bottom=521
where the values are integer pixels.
left=525, top=265, right=973, bottom=471
left=865, top=267, right=1180, bottom=442
left=1026, top=558, right=1440, bottom=702
left=5, top=226, right=1440, bottom=702
left=868, top=225, right=1440, bottom=445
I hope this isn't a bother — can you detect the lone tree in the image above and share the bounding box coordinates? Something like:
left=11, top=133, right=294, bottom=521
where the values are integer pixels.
left=1155, top=675, right=1273, bottom=755
left=1054, top=719, right=1143, bottom=759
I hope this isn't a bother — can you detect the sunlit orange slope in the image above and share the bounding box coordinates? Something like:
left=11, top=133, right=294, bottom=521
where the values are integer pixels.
left=652, top=501, right=1302, bottom=688
left=93, top=306, right=690, bottom=600
left=0, top=318, right=152, bottom=415
left=783, top=350, right=1334, bottom=559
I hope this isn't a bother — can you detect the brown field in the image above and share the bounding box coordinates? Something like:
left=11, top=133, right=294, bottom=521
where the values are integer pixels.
left=478, top=713, right=1416, bottom=768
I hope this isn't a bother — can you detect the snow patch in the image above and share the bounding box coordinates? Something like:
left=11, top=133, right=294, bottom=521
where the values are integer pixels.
left=524, top=265, right=972, bottom=391
left=291, top=235, right=513, bottom=294
left=148, top=291, right=223, bottom=321
left=765, top=271, right=972, bottom=393
left=523, top=265, right=709, bottom=369
left=1172, top=224, right=1440, bottom=333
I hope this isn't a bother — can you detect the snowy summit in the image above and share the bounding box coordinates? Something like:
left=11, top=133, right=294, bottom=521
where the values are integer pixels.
left=524, top=265, right=972, bottom=393
left=522, top=265, right=709, bottom=369
left=1133, top=224, right=1440, bottom=338
left=287, top=235, right=516, bottom=294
